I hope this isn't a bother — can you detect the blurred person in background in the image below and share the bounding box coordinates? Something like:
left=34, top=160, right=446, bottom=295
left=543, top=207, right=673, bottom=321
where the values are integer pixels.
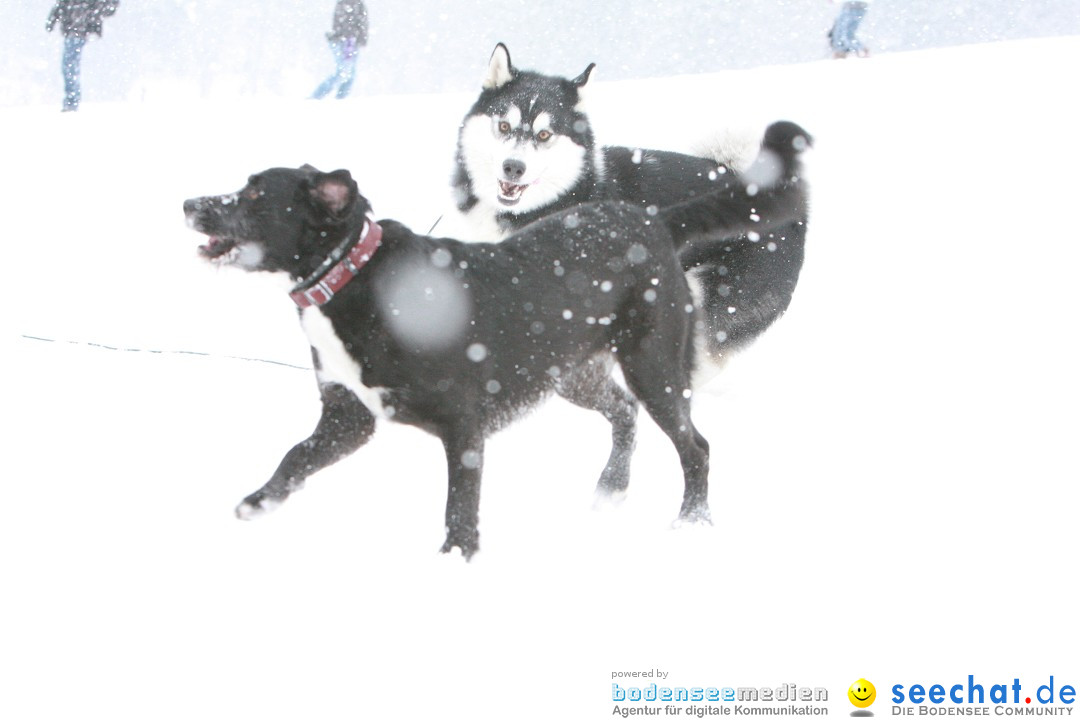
left=46, top=0, right=119, bottom=111
left=828, top=0, right=871, bottom=58
left=312, top=0, right=369, bottom=99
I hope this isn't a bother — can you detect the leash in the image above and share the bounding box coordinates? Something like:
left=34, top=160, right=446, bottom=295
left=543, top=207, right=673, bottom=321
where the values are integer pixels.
left=19, top=334, right=310, bottom=371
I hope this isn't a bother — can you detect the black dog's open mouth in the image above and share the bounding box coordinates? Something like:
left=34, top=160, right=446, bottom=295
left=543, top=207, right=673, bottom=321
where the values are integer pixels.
left=198, top=235, right=240, bottom=264
left=498, top=180, right=528, bottom=206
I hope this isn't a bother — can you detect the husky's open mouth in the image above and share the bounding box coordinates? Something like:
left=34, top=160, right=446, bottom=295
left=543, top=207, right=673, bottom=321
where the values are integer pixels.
left=498, top=179, right=528, bottom=205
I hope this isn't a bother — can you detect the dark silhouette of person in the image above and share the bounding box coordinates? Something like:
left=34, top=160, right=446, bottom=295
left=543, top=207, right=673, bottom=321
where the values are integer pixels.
left=828, top=0, right=871, bottom=58
left=312, top=0, right=369, bottom=99
left=46, top=0, right=119, bottom=111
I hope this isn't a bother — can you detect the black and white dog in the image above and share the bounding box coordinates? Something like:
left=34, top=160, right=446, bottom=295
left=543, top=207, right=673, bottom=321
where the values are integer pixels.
left=452, top=44, right=810, bottom=379
left=183, top=122, right=809, bottom=557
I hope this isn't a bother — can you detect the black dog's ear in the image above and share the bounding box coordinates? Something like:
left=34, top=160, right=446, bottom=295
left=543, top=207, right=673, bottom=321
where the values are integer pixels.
left=572, top=62, right=596, bottom=88
left=310, top=169, right=357, bottom=219
left=484, top=43, right=513, bottom=90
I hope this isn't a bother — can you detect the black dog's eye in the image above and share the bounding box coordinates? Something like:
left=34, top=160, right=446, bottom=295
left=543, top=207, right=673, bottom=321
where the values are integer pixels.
left=497, top=121, right=511, bottom=134
left=536, top=129, right=553, bottom=142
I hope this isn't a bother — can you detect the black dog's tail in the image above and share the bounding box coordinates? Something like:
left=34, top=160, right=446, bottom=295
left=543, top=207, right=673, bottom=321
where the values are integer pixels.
left=660, top=121, right=812, bottom=248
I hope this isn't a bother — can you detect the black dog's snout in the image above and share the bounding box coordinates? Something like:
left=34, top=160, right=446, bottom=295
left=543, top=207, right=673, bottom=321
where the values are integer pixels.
left=183, top=198, right=203, bottom=215
left=502, top=159, right=526, bottom=181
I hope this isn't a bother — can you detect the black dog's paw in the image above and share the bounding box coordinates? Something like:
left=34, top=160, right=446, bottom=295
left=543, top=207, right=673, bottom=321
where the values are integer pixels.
left=440, top=531, right=480, bottom=561
left=592, top=486, right=628, bottom=511
left=672, top=500, right=713, bottom=528
left=235, top=491, right=285, bottom=521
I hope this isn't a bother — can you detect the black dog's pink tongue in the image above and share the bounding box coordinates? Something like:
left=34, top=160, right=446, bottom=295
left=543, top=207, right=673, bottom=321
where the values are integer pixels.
left=199, top=236, right=222, bottom=254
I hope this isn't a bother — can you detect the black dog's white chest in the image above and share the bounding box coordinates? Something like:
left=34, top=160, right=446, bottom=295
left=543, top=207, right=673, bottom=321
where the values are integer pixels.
left=300, top=305, right=393, bottom=418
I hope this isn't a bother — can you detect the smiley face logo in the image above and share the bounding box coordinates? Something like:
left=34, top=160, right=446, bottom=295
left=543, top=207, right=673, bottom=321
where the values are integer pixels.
left=848, top=679, right=876, bottom=709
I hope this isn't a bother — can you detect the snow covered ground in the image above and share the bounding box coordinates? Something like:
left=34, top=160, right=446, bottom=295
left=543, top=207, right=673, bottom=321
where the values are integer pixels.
left=6, top=0, right=1079, bottom=105
left=3, top=35, right=1079, bottom=719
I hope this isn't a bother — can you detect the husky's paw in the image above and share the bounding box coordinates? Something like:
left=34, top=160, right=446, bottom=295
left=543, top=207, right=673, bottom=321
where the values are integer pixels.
left=235, top=492, right=283, bottom=521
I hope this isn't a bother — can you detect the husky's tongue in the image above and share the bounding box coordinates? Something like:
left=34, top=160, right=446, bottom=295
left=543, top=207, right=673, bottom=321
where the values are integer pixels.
left=498, top=179, right=527, bottom=205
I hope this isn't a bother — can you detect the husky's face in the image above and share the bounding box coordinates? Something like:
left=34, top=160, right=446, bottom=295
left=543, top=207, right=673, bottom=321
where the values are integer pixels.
left=457, top=44, right=598, bottom=216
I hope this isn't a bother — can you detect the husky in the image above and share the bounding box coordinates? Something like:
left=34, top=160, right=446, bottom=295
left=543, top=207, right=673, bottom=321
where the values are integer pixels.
left=183, top=123, right=809, bottom=556
left=451, top=44, right=810, bottom=381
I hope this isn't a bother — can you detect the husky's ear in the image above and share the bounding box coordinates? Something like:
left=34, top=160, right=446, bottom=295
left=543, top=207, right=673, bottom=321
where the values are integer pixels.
left=484, top=43, right=514, bottom=89
left=310, top=169, right=357, bottom=219
left=572, top=62, right=596, bottom=88
left=572, top=63, right=597, bottom=110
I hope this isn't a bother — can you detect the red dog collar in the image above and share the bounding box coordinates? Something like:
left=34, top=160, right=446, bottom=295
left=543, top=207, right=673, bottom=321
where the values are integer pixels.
left=290, top=220, right=383, bottom=308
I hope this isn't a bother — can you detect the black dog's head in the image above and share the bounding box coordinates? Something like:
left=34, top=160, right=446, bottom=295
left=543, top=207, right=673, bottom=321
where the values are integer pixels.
left=184, top=165, right=371, bottom=279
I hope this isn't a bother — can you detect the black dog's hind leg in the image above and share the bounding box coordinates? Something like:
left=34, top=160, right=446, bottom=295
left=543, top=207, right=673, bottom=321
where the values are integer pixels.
left=236, top=383, right=376, bottom=520
left=439, top=424, right=485, bottom=559
left=554, top=354, right=639, bottom=499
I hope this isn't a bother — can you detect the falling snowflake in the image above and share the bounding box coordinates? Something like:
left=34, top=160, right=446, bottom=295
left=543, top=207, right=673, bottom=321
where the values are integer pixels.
left=461, top=450, right=481, bottom=469
left=467, top=343, right=488, bottom=362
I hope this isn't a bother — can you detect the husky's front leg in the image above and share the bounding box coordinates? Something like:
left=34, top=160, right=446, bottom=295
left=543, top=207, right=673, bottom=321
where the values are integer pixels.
left=236, top=383, right=376, bottom=520
left=439, top=425, right=485, bottom=559
left=553, top=355, right=639, bottom=500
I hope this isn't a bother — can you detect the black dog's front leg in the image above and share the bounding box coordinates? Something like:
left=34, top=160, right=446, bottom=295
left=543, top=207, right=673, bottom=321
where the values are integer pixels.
left=236, top=382, right=376, bottom=520
left=439, top=427, right=485, bottom=559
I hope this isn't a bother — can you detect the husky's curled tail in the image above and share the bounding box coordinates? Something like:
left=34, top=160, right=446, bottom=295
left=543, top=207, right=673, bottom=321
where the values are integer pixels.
left=660, top=121, right=811, bottom=248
